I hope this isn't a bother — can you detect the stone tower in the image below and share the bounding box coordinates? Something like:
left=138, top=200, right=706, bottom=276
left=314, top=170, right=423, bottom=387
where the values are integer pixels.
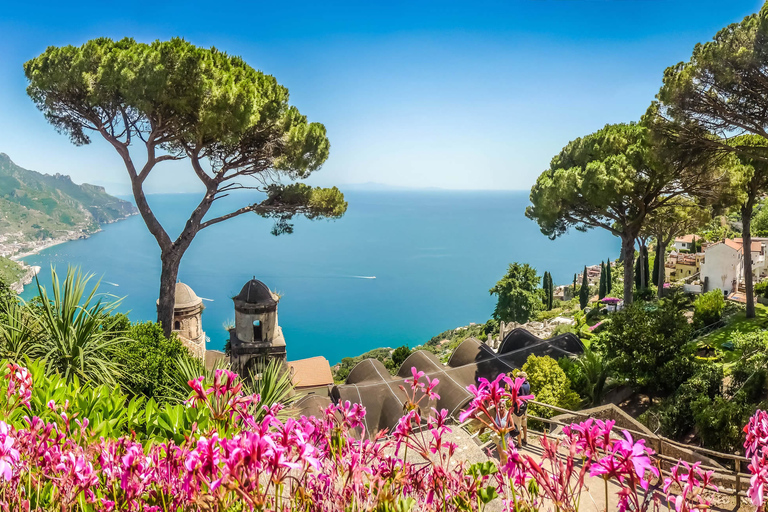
left=168, top=282, right=206, bottom=359
left=229, top=278, right=286, bottom=376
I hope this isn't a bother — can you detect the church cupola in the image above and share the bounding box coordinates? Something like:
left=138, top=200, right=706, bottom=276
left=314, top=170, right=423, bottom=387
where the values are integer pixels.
left=229, top=278, right=286, bottom=376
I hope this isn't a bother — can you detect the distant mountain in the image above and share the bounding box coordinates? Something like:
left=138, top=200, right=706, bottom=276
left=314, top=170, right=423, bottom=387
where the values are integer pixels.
left=0, top=153, right=137, bottom=242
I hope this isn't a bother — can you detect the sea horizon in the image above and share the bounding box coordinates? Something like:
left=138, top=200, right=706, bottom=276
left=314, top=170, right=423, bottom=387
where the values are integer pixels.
left=20, top=189, right=618, bottom=364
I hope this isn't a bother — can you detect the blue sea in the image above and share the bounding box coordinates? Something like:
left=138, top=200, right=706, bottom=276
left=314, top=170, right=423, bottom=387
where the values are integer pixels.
left=20, top=191, right=618, bottom=363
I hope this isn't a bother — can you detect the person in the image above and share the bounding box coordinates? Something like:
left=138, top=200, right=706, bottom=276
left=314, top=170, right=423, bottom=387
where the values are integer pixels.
left=494, top=400, right=519, bottom=462
left=513, top=371, right=530, bottom=447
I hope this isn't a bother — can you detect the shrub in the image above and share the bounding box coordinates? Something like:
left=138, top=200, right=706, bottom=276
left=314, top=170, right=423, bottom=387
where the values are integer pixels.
left=391, top=345, right=411, bottom=368
left=755, top=280, right=768, bottom=299
left=657, top=363, right=723, bottom=440
left=112, top=321, right=201, bottom=403
left=521, top=354, right=580, bottom=418
left=597, top=298, right=693, bottom=394
left=693, top=290, right=726, bottom=328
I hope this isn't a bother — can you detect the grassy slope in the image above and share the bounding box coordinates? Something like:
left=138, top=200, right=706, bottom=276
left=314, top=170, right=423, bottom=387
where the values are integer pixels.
left=0, top=256, right=24, bottom=285
left=697, top=302, right=768, bottom=365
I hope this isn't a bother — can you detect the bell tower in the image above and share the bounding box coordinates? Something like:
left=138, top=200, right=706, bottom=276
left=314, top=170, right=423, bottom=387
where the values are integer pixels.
left=229, top=278, right=286, bottom=377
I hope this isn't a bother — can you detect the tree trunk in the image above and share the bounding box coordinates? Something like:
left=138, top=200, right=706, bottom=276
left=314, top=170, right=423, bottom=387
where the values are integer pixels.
left=622, top=236, right=635, bottom=305
left=157, top=250, right=183, bottom=337
left=743, top=203, right=756, bottom=319
left=657, top=241, right=667, bottom=299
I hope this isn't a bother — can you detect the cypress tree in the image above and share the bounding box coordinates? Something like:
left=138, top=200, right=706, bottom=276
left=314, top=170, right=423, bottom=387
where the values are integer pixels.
left=606, top=259, right=612, bottom=296
left=542, top=272, right=550, bottom=309
left=579, top=266, right=589, bottom=310
left=573, top=273, right=577, bottom=295
left=548, top=272, right=554, bottom=309
left=598, top=261, right=607, bottom=299
left=643, top=246, right=650, bottom=289
left=651, top=241, right=661, bottom=288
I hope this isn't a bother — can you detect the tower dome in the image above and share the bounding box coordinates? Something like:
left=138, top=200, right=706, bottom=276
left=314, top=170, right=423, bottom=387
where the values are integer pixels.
left=174, top=282, right=203, bottom=309
left=159, top=281, right=206, bottom=360
left=229, top=277, right=286, bottom=376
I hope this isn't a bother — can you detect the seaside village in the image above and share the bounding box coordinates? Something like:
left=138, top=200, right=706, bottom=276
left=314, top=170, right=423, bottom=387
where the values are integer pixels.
left=12, top=3, right=768, bottom=509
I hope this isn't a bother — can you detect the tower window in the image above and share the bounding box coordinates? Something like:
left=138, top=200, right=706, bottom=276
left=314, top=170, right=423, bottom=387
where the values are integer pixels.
left=174, top=320, right=181, bottom=330
left=253, top=320, right=262, bottom=341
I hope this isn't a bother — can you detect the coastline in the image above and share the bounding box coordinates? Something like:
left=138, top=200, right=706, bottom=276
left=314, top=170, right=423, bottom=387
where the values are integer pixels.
left=5, top=212, right=137, bottom=293
left=9, top=262, right=41, bottom=294
left=9, top=236, right=79, bottom=262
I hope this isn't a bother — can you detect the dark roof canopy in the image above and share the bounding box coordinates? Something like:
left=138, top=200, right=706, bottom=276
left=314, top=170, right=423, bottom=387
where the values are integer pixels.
left=234, top=279, right=277, bottom=310
left=325, top=328, right=584, bottom=439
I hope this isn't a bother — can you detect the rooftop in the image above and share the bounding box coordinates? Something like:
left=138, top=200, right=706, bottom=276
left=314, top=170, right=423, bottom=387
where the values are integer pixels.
left=234, top=278, right=278, bottom=307
left=288, top=356, right=334, bottom=389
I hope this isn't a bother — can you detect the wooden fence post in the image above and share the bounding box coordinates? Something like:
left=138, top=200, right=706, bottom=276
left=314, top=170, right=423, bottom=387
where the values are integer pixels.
left=736, top=459, right=741, bottom=509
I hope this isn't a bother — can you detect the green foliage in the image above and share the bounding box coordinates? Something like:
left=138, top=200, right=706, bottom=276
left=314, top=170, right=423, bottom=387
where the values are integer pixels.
left=692, top=395, right=756, bottom=453
left=0, top=299, right=34, bottom=361
left=13, top=357, right=146, bottom=440
left=0, top=257, right=24, bottom=287
left=655, top=363, right=724, bottom=440
left=521, top=354, right=580, bottom=419
left=334, top=347, right=398, bottom=382
left=692, top=290, right=726, bottom=329
left=598, top=262, right=606, bottom=300
left=634, top=246, right=650, bottom=291
left=754, top=280, right=768, bottom=298
left=391, top=345, right=412, bottom=368
left=579, top=266, right=589, bottom=310
left=576, top=347, right=612, bottom=407
left=490, top=263, right=541, bottom=323
left=247, top=358, right=298, bottom=422
left=29, top=267, right=127, bottom=386
left=112, top=320, right=200, bottom=403
left=597, top=298, right=694, bottom=394
left=541, top=271, right=554, bottom=311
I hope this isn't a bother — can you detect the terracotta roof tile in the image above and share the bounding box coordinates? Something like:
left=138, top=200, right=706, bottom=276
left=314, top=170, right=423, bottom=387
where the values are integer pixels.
left=288, top=356, right=334, bottom=389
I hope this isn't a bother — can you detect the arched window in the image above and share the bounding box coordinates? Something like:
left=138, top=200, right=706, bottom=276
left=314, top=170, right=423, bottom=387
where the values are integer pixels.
left=174, top=320, right=181, bottom=330
left=253, top=320, right=262, bottom=341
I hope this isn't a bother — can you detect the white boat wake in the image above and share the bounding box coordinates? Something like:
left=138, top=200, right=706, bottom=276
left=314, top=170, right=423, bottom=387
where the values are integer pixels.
left=103, top=281, right=119, bottom=287
left=350, top=276, right=376, bottom=279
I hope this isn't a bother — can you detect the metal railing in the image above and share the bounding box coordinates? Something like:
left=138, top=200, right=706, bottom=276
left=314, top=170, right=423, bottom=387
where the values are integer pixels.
left=459, top=399, right=750, bottom=507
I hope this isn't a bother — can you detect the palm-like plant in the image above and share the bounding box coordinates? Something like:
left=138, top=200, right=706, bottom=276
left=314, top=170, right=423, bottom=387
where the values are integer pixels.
left=578, top=347, right=613, bottom=407
left=246, top=358, right=297, bottom=419
left=30, top=267, right=127, bottom=386
left=0, top=299, right=36, bottom=361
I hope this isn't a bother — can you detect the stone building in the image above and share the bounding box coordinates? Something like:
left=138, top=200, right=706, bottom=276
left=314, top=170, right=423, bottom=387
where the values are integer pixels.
left=229, top=278, right=287, bottom=376
left=167, top=282, right=206, bottom=359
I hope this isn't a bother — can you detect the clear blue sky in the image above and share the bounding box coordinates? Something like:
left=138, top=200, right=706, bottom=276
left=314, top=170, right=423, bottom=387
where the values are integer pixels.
left=0, top=1, right=763, bottom=193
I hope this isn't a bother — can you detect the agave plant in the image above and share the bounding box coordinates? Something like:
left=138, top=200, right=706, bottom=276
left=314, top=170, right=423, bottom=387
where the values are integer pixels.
left=30, top=267, right=127, bottom=386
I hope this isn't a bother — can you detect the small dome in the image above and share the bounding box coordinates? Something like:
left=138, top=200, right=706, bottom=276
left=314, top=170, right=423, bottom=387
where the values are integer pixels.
left=174, top=282, right=202, bottom=309
left=234, top=279, right=277, bottom=307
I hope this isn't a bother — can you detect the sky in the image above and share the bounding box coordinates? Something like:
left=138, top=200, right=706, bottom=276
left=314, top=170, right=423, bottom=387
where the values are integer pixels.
left=0, top=0, right=764, bottom=194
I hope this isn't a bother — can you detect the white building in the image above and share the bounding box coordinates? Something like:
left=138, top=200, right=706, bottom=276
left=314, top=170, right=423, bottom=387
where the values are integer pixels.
left=673, top=234, right=700, bottom=252
left=700, top=238, right=767, bottom=294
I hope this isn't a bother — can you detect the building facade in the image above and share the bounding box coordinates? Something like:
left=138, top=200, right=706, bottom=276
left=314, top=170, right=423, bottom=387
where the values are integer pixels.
left=167, top=282, right=206, bottom=360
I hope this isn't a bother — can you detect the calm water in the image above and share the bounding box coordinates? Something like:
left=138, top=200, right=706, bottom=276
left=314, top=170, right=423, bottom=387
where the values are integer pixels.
left=21, top=191, right=617, bottom=363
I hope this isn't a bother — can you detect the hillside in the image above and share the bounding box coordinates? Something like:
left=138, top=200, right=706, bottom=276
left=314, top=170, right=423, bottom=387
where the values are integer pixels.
left=0, top=153, right=136, bottom=256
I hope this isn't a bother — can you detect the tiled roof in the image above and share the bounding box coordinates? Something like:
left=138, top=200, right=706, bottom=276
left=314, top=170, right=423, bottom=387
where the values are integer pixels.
left=675, top=234, right=699, bottom=244
left=288, top=356, right=334, bottom=389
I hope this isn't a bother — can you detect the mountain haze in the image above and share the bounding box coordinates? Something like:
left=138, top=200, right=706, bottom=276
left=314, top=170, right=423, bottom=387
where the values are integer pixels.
left=0, top=153, right=136, bottom=242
